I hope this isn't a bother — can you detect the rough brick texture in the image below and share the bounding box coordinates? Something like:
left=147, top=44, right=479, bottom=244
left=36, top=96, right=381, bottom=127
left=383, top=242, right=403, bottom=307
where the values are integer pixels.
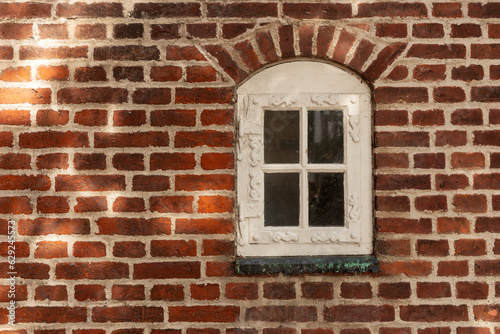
left=0, top=0, right=498, bottom=331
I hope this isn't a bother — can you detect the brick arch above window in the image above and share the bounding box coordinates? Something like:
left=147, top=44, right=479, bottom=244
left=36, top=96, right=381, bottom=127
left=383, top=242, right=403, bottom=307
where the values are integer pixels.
left=198, top=23, right=408, bottom=85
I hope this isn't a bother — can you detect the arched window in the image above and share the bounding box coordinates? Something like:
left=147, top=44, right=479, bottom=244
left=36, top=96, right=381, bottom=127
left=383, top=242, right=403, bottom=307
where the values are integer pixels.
left=236, top=61, right=372, bottom=259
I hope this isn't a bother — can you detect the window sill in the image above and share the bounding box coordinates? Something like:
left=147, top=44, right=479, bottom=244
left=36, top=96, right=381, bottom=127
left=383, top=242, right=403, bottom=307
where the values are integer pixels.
left=235, top=256, right=378, bottom=275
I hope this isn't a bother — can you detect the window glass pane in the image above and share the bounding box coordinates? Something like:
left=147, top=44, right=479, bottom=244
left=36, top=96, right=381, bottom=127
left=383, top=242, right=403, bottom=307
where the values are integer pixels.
left=264, top=110, right=299, bottom=163
left=308, top=110, right=343, bottom=163
left=264, top=173, right=300, bottom=226
left=308, top=173, right=344, bottom=226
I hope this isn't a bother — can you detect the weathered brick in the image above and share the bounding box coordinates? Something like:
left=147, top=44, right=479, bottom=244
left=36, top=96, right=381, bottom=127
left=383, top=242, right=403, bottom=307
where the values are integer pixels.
left=246, top=306, right=317, bottom=322
left=96, top=217, right=170, bottom=235
left=92, top=306, right=163, bottom=323
left=132, top=3, right=200, bottom=18
left=134, top=262, right=200, bottom=279
left=57, top=3, right=123, bottom=17
left=56, top=262, right=128, bottom=279
left=324, top=305, right=395, bottom=322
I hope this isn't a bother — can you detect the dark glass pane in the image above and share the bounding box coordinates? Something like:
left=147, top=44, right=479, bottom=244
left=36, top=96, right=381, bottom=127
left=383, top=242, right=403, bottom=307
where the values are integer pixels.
left=308, top=110, right=343, bottom=163
left=308, top=173, right=344, bottom=226
left=264, top=173, right=300, bottom=226
left=264, top=110, right=299, bottom=163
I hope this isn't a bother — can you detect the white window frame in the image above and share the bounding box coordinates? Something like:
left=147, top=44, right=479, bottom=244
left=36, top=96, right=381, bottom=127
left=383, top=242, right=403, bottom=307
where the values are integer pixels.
left=236, top=61, right=372, bottom=257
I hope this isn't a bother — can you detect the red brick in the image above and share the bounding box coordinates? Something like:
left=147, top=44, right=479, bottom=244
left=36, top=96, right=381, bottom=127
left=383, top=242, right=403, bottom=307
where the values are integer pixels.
left=56, top=262, right=128, bottom=280
left=113, top=66, right=143, bottom=82
left=380, top=261, right=431, bottom=277
left=456, top=328, right=490, bottom=334
left=35, top=241, right=68, bottom=259
left=358, top=3, right=427, bottom=17
left=16, top=307, right=86, bottom=323
left=37, top=196, right=69, bottom=213
left=491, top=110, right=500, bottom=124
left=470, top=2, right=500, bottom=18
left=74, top=67, right=106, bottom=82
left=150, top=153, right=195, bottom=170
left=476, top=217, right=500, bottom=233
left=401, top=305, right=468, bottom=322
left=132, top=175, right=170, bottom=191
left=204, top=45, right=247, bottom=82
left=58, top=87, right=126, bottom=104
left=167, top=45, right=205, bottom=61
left=0, top=132, right=13, bottom=147
left=490, top=24, right=500, bottom=38
left=134, top=262, right=200, bottom=279
left=187, top=23, right=216, bottom=38
left=40, top=24, right=68, bottom=39
left=96, top=217, right=170, bottom=235
left=201, top=153, right=234, bottom=170
left=113, top=24, right=143, bottom=39
left=315, top=26, right=336, bottom=58
left=74, top=109, right=107, bottom=126
left=95, top=132, right=168, bottom=148
left=376, top=131, right=429, bottom=147
left=413, top=23, right=444, bottom=38
left=187, top=66, right=217, bottom=82
left=474, top=131, right=500, bottom=146
left=376, top=24, right=407, bottom=38
left=198, top=196, right=233, bottom=213
left=376, top=174, right=431, bottom=190
left=377, top=218, right=432, bottom=234
left=375, top=109, right=408, bottom=126
left=0, top=197, right=31, bottom=214
left=452, top=65, right=484, bottom=81
left=35, top=285, right=67, bottom=301
left=0, top=153, right=30, bottom=169
left=150, top=196, right=194, bottom=213
left=376, top=239, right=411, bottom=256
left=223, top=23, right=255, bottom=39
left=175, top=131, right=233, bottom=148
left=332, top=30, right=356, bottom=63
left=438, top=260, right=468, bottom=276
left=75, top=24, right=106, bottom=39
left=36, top=153, right=68, bottom=170
left=436, top=130, right=467, bottom=146
left=263, top=329, right=294, bottom=334
left=434, top=86, right=466, bottom=102
left=112, top=285, right=145, bottom=300
left=417, top=239, right=449, bottom=256
left=298, top=25, right=314, bottom=56
left=0, top=175, right=50, bottom=191
left=451, top=152, right=484, bottom=168
left=412, top=109, right=445, bottom=126
left=55, top=175, right=125, bottom=191
left=151, top=24, right=180, bottom=40
left=191, top=284, right=220, bottom=300
left=132, top=3, right=200, bottom=18
left=21, top=131, right=88, bottom=149
left=0, top=88, right=51, bottom=104
left=300, top=282, right=333, bottom=300
left=387, top=66, right=409, bottom=80
left=414, top=153, right=445, bottom=169
left=365, top=43, right=407, bottom=81
left=113, top=241, right=145, bottom=258
left=202, top=239, right=233, bottom=256
left=453, top=194, right=487, bottom=213
left=0, top=263, right=50, bottom=279
left=349, top=39, right=375, bottom=71
left=0, top=3, right=51, bottom=18
left=176, top=218, right=233, bottom=235
left=493, top=195, right=500, bottom=210
left=375, top=196, right=410, bottom=212
left=57, top=2, right=123, bottom=17
left=0, top=66, right=31, bottom=82
left=492, top=152, right=500, bottom=167
left=435, top=174, right=469, bottom=191
left=375, top=153, right=409, bottom=168
left=151, top=285, right=184, bottom=301
left=201, top=109, right=233, bottom=126
left=73, top=241, right=106, bottom=258
left=133, top=88, right=171, bottom=104
left=226, top=283, right=258, bottom=300
left=282, top=3, right=350, bottom=19
left=0, top=284, right=28, bottom=301
left=340, top=283, right=372, bottom=299
left=74, top=153, right=106, bottom=170
left=151, top=109, right=196, bottom=127
left=455, top=239, right=486, bottom=256
left=414, top=65, right=446, bottom=81
left=324, top=305, right=394, bottom=322
left=375, top=87, right=428, bottom=103
left=0, top=109, right=30, bottom=126
left=302, top=329, right=333, bottom=334
left=472, top=45, right=500, bottom=59
left=433, top=3, right=462, bottom=17
left=416, top=282, right=451, bottom=298
left=264, top=283, right=296, bottom=300
left=378, top=283, right=411, bottom=299
left=14, top=219, right=85, bottom=237
left=20, top=46, right=87, bottom=60
left=474, top=173, right=500, bottom=189
left=150, top=66, right=182, bottom=82
left=36, top=109, right=68, bottom=126
left=407, top=44, right=466, bottom=59
left=176, top=174, right=234, bottom=191
left=74, top=285, right=106, bottom=301
left=151, top=240, right=196, bottom=257
left=0, top=46, right=13, bottom=59
left=113, top=197, right=145, bottom=213
left=245, top=306, right=317, bottom=322
left=0, top=242, right=29, bottom=258
left=451, top=108, right=483, bottom=125
left=256, top=31, right=278, bottom=63
left=94, top=46, right=159, bottom=61
left=113, top=153, right=144, bottom=171
left=74, top=196, right=107, bottom=213
left=92, top=306, right=163, bottom=323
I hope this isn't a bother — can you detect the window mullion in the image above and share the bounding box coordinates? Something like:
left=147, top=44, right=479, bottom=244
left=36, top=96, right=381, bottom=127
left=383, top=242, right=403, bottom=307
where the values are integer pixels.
left=300, top=106, right=308, bottom=230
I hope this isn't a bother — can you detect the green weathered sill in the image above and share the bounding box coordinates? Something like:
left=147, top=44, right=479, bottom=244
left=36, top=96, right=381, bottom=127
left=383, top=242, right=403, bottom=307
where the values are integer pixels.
left=235, top=256, right=379, bottom=275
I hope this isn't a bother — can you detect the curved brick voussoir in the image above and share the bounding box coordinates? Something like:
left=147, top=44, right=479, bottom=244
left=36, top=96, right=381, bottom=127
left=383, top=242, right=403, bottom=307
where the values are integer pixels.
left=202, top=23, right=407, bottom=85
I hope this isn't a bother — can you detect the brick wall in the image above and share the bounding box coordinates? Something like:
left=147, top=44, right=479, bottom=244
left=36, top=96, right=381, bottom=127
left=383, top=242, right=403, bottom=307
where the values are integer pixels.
left=0, top=0, right=499, bottom=332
